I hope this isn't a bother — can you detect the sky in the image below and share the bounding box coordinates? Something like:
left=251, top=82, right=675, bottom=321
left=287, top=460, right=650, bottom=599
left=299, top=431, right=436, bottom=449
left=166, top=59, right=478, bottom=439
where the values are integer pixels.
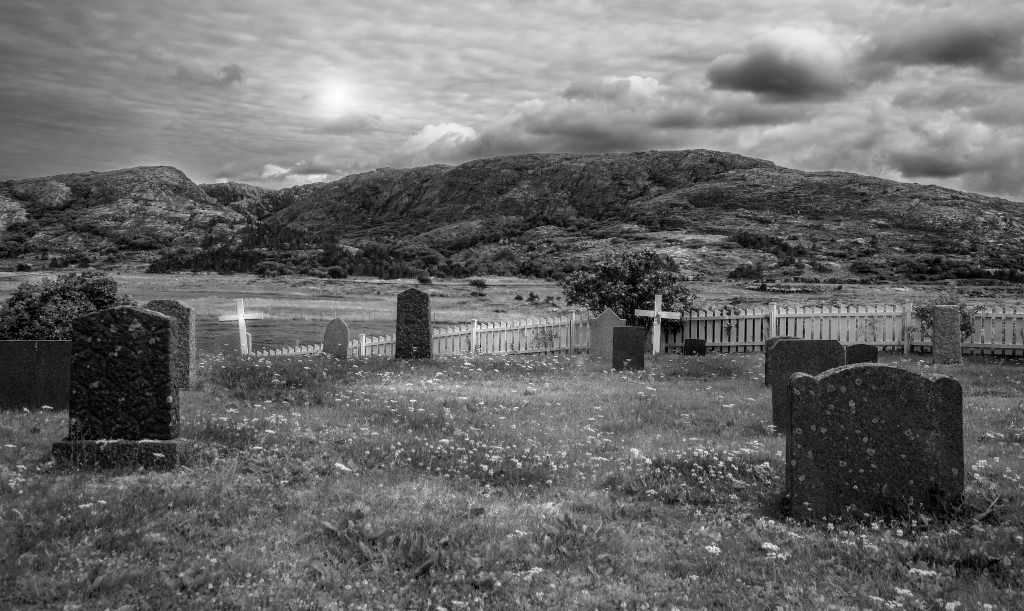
left=2, top=1, right=1024, bottom=200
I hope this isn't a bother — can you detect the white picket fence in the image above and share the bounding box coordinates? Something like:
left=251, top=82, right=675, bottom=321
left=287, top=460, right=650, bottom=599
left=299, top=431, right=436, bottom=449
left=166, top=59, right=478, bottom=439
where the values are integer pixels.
left=241, top=302, right=1024, bottom=358
left=665, top=303, right=1024, bottom=356
left=250, top=311, right=592, bottom=358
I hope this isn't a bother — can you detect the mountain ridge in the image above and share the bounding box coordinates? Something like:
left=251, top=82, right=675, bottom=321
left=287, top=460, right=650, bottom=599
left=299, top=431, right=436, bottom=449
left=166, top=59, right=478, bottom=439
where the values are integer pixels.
left=2, top=150, right=1022, bottom=282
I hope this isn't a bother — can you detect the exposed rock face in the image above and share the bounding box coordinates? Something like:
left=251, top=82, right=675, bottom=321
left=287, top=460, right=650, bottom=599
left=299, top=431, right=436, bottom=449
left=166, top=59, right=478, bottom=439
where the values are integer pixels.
left=0, top=166, right=243, bottom=254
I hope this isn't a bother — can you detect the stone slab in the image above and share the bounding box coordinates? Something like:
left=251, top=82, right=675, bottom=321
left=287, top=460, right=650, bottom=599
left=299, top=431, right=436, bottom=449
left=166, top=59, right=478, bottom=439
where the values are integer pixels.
left=612, top=327, right=646, bottom=370
left=763, top=336, right=799, bottom=385
left=590, top=308, right=625, bottom=363
left=144, top=299, right=197, bottom=389
left=932, top=305, right=963, bottom=365
left=787, top=363, right=963, bottom=520
left=766, top=339, right=845, bottom=430
left=0, top=340, right=70, bottom=410
left=323, top=318, right=350, bottom=358
left=845, top=343, right=879, bottom=365
left=395, top=288, right=432, bottom=359
left=68, top=306, right=179, bottom=440
left=682, top=338, right=707, bottom=356
left=52, top=439, right=187, bottom=470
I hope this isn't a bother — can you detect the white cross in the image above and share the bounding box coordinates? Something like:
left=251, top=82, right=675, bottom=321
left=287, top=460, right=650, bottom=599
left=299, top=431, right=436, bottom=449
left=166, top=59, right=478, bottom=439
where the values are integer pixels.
left=217, top=298, right=266, bottom=355
left=634, top=294, right=680, bottom=355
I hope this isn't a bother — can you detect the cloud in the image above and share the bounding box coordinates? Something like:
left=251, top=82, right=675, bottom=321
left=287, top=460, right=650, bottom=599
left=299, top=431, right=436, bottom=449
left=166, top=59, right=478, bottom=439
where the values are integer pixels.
left=707, top=29, right=853, bottom=101
left=563, top=76, right=661, bottom=101
left=174, top=63, right=246, bottom=88
left=888, top=151, right=974, bottom=178
left=867, top=15, right=1024, bottom=79
left=316, top=113, right=380, bottom=135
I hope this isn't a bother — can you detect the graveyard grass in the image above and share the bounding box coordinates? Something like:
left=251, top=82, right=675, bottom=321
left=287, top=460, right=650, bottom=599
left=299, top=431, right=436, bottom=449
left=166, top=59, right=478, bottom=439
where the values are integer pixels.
left=2, top=353, right=1023, bottom=609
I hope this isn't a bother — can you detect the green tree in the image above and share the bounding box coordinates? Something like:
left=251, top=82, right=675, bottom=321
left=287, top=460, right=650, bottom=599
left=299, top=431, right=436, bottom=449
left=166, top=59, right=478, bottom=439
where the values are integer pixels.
left=0, top=272, right=135, bottom=340
left=559, top=249, right=694, bottom=324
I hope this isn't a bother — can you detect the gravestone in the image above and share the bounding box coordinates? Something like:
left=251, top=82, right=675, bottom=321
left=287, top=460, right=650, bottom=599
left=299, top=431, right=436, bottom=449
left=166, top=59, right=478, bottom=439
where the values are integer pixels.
left=682, top=338, right=707, bottom=356
left=0, top=340, right=71, bottom=410
left=395, top=288, right=432, bottom=359
left=845, top=343, right=878, bottom=365
left=763, top=336, right=799, bottom=384
left=787, top=364, right=963, bottom=520
left=612, top=327, right=646, bottom=370
left=590, top=308, right=625, bottom=364
left=932, top=305, right=963, bottom=365
left=766, top=339, right=845, bottom=430
left=144, top=299, right=196, bottom=389
left=323, top=318, right=350, bottom=359
left=52, top=307, right=183, bottom=469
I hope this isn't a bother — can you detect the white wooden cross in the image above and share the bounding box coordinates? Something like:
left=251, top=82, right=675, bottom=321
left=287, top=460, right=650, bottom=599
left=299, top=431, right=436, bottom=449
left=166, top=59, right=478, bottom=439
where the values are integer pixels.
left=217, top=298, right=266, bottom=355
left=634, top=294, right=680, bottom=355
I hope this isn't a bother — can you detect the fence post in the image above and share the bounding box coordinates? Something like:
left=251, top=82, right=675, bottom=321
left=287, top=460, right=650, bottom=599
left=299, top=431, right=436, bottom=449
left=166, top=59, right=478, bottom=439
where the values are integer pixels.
left=569, top=311, right=576, bottom=354
left=768, top=301, right=778, bottom=340
left=359, top=333, right=367, bottom=358
left=470, top=319, right=478, bottom=354
left=903, top=301, right=913, bottom=355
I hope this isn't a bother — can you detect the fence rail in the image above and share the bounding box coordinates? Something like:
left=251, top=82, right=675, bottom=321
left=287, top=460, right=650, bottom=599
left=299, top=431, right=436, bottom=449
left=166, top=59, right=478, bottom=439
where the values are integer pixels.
left=243, top=302, right=1024, bottom=358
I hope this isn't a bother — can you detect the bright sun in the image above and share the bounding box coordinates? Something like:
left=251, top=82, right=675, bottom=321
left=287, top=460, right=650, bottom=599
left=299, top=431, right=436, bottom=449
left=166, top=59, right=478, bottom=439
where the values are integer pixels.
left=312, top=80, right=358, bottom=118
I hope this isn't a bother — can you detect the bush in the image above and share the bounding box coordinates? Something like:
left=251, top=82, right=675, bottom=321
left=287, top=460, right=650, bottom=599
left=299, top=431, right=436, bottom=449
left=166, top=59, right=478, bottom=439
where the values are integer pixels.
left=253, top=260, right=291, bottom=277
left=416, top=270, right=432, bottom=284
left=727, top=263, right=763, bottom=279
left=559, top=249, right=694, bottom=324
left=15, top=263, right=31, bottom=272
left=468, top=278, right=487, bottom=289
left=0, top=271, right=135, bottom=340
left=325, top=266, right=348, bottom=279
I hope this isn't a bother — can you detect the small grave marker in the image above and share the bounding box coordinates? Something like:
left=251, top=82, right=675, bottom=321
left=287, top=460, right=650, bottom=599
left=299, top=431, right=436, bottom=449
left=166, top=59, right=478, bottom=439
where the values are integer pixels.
left=787, top=364, right=963, bottom=519
left=682, top=338, right=707, bottom=356
left=932, top=305, right=963, bottom=364
left=845, top=343, right=878, bottom=365
left=765, top=339, right=845, bottom=430
left=52, top=307, right=184, bottom=469
left=145, top=299, right=196, bottom=389
left=590, top=308, right=625, bottom=364
left=396, top=288, right=432, bottom=359
left=323, top=318, right=350, bottom=359
left=634, top=294, right=680, bottom=355
left=612, top=327, right=645, bottom=370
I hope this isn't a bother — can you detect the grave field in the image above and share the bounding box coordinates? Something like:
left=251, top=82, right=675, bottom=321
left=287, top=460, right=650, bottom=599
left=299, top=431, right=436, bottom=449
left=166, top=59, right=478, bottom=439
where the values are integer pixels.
left=1, top=351, right=1022, bottom=609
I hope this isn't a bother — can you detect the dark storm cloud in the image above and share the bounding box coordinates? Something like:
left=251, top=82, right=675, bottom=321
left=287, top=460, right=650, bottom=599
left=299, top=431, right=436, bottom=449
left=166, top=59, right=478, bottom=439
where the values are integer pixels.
left=707, top=43, right=850, bottom=101
left=867, top=16, right=1024, bottom=78
left=888, top=151, right=973, bottom=178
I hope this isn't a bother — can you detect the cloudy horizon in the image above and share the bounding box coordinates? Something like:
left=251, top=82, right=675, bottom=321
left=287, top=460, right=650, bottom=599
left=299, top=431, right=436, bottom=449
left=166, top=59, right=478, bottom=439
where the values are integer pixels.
left=2, top=1, right=1024, bottom=200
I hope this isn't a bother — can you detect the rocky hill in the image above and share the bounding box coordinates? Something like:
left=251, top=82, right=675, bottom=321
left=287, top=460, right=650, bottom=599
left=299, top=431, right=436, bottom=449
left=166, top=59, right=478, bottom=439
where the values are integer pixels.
left=0, top=166, right=243, bottom=262
left=3, top=151, right=1023, bottom=282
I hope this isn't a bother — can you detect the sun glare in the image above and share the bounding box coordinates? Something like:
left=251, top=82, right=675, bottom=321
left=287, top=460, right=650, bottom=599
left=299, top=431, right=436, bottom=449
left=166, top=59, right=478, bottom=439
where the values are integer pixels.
left=312, top=80, right=358, bottom=118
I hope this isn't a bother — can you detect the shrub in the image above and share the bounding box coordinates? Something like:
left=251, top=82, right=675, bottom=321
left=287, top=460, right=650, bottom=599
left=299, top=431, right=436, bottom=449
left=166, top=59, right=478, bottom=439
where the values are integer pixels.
left=0, top=271, right=135, bottom=340
left=560, top=249, right=694, bottom=324
left=727, top=263, right=763, bottom=279
left=468, top=278, right=487, bottom=289
left=325, top=265, right=348, bottom=279
left=15, top=262, right=31, bottom=272
left=416, top=270, right=432, bottom=284
left=253, top=260, right=291, bottom=277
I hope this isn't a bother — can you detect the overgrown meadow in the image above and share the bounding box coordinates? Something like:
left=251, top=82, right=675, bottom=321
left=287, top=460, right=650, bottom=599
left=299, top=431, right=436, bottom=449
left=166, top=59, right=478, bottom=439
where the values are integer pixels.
left=1, top=351, right=1022, bottom=610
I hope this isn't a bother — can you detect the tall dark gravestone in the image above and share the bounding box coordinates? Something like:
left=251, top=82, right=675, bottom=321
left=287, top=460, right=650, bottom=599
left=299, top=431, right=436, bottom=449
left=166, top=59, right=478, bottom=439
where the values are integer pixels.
left=787, top=364, right=963, bottom=520
left=590, top=308, right=625, bottom=364
left=395, top=288, right=432, bottom=359
left=766, top=339, right=845, bottom=430
left=763, top=336, right=799, bottom=385
left=612, top=327, right=646, bottom=370
left=144, top=299, right=197, bottom=390
left=0, top=340, right=71, bottom=410
left=52, top=307, right=183, bottom=469
left=323, top=318, right=350, bottom=359
left=845, top=343, right=878, bottom=365
left=932, top=305, right=963, bottom=365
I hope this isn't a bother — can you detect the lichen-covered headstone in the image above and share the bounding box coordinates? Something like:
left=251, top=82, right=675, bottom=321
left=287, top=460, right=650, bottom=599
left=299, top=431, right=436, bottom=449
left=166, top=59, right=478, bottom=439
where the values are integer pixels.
left=682, top=338, right=707, bottom=356
left=612, top=327, right=645, bottom=370
left=766, top=339, right=845, bottom=430
left=787, top=364, right=963, bottom=520
left=845, top=343, right=878, bottom=365
left=52, top=306, right=183, bottom=469
left=323, top=318, right=350, bottom=359
left=395, top=288, right=432, bottom=359
left=763, top=336, right=799, bottom=385
left=932, top=305, right=963, bottom=365
left=144, top=299, right=196, bottom=389
left=590, top=308, right=625, bottom=364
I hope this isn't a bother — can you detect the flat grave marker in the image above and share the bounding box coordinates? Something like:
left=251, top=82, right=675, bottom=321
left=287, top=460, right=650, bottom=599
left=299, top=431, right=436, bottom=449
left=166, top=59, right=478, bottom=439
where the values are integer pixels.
left=787, top=363, right=963, bottom=520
